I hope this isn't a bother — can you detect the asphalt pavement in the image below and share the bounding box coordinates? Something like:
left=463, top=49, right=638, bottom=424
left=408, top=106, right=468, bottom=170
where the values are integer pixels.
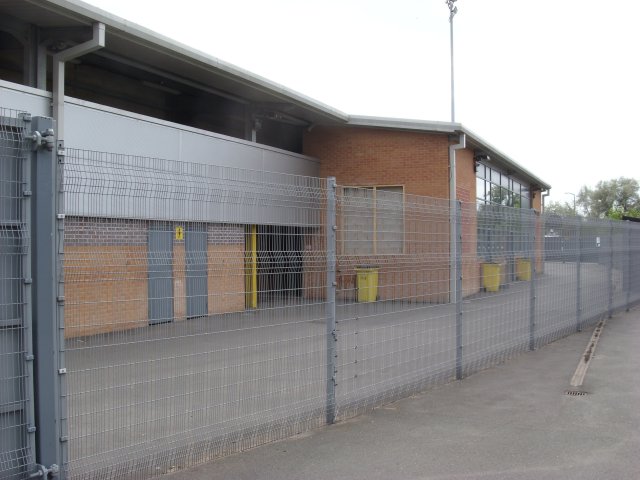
left=164, top=305, right=640, bottom=480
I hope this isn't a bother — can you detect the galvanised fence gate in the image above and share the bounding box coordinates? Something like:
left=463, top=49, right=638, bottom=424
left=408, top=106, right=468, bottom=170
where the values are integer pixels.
left=1, top=108, right=640, bottom=479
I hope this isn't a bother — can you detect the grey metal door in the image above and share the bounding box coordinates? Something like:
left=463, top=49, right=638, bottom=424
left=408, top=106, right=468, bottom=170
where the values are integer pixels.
left=148, top=224, right=174, bottom=324
left=186, top=225, right=208, bottom=318
left=0, top=113, right=32, bottom=479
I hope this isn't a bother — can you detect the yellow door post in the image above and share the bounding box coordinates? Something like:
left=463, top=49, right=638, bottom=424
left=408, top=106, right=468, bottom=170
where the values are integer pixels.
left=245, top=225, right=258, bottom=308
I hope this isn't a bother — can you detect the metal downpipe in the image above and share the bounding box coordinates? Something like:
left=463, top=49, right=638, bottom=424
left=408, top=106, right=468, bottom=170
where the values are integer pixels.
left=449, top=132, right=466, bottom=300
left=52, top=22, right=105, bottom=142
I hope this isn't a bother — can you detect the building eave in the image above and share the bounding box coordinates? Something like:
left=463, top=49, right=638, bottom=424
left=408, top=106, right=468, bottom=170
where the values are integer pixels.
left=347, top=115, right=551, bottom=191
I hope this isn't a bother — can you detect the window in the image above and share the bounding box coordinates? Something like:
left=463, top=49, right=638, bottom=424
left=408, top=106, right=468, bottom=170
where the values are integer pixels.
left=342, top=186, right=404, bottom=255
left=476, top=164, right=531, bottom=209
left=476, top=165, right=533, bottom=261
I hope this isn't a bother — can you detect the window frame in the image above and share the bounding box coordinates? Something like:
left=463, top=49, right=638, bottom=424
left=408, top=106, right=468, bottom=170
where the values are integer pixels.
left=341, top=185, right=405, bottom=255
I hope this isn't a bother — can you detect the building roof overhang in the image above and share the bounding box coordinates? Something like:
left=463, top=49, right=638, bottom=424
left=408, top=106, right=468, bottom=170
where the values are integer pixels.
left=0, top=0, right=349, bottom=125
left=348, top=115, right=551, bottom=191
left=0, top=0, right=550, bottom=191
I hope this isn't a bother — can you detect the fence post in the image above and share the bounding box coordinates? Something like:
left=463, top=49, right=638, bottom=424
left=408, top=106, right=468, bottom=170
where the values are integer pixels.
left=325, top=177, right=337, bottom=424
left=576, top=217, right=582, bottom=332
left=15, top=113, right=38, bottom=476
left=30, top=116, right=66, bottom=477
left=625, top=222, right=631, bottom=312
left=455, top=201, right=463, bottom=380
left=529, top=209, right=537, bottom=351
left=608, top=220, right=614, bottom=318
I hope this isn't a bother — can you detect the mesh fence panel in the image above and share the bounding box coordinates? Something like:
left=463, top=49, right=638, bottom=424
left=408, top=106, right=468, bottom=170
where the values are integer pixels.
left=461, top=204, right=533, bottom=375
left=54, top=147, right=640, bottom=479
left=62, top=150, right=329, bottom=479
left=335, top=189, right=454, bottom=418
left=0, top=110, right=32, bottom=480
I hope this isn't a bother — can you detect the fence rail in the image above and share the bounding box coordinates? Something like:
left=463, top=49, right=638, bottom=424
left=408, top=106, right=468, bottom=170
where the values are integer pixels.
left=1, top=126, right=639, bottom=479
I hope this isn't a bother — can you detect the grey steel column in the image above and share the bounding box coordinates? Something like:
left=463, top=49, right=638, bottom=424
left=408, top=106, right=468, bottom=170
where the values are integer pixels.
left=625, top=222, right=631, bottom=311
left=576, top=217, right=582, bottom=332
left=455, top=201, right=463, bottom=380
left=30, top=116, right=65, bottom=477
left=608, top=220, right=614, bottom=318
left=325, top=177, right=337, bottom=424
left=529, top=209, right=536, bottom=351
left=20, top=113, right=37, bottom=470
left=55, top=131, right=68, bottom=474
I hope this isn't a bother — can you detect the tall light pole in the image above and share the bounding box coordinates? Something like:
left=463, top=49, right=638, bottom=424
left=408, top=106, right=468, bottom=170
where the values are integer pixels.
left=446, top=0, right=458, bottom=122
left=565, top=192, right=576, bottom=215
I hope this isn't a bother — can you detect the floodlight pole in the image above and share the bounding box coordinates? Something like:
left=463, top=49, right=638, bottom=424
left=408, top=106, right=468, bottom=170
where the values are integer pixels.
left=447, top=0, right=458, bottom=122
left=565, top=192, right=576, bottom=215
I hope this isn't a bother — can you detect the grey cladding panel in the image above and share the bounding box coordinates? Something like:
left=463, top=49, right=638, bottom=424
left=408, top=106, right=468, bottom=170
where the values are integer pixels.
left=0, top=84, right=50, bottom=117
left=180, top=131, right=262, bottom=170
left=262, top=150, right=319, bottom=177
left=65, top=103, right=182, bottom=159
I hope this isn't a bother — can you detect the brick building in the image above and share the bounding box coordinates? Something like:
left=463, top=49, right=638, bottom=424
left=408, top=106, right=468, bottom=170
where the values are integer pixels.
left=0, top=0, right=550, bottom=337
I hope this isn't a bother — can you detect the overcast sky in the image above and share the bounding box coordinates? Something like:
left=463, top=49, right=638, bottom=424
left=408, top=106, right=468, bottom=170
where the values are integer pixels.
left=83, top=0, right=639, bottom=205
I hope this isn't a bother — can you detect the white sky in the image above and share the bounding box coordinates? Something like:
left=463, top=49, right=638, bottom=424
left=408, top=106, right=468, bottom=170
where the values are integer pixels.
left=82, top=0, right=640, bottom=205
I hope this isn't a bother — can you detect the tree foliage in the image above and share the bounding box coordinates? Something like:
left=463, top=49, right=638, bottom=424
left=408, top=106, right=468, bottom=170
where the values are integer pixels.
left=577, top=177, right=640, bottom=219
left=544, top=200, right=576, bottom=217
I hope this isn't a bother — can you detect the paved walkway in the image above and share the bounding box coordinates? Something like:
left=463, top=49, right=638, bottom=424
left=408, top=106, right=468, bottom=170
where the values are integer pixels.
left=165, top=305, right=640, bottom=480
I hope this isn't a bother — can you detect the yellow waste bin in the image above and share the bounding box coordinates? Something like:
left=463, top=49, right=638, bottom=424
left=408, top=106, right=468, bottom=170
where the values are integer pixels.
left=516, top=258, right=532, bottom=281
left=355, top=266, right=379, bottom=302
left=482, top=263, right=501, bottom=292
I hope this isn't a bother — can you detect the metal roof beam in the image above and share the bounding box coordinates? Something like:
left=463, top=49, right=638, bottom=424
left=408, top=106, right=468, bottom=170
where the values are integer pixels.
left=93, top=50, right=249, bottom=105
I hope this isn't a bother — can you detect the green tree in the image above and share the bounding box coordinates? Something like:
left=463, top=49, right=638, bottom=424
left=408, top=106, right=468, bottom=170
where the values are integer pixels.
left=544, top=200, right=577, bottom=216
left=577, top=177, right=640, bottom=218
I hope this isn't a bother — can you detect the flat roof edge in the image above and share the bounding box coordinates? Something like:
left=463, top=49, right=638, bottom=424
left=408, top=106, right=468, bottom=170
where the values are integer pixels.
left=348, top=115, right=461, bottom=133
left=346, top=115, right=551, bottom=190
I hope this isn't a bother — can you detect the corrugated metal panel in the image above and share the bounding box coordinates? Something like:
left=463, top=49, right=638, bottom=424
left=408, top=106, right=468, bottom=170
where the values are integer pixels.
left=64, top=149, right=325, bottom=227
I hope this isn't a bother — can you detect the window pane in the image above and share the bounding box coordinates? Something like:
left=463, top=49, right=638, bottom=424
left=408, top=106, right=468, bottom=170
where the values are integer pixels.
left=476, top=177, right=485, bottom=201
left=342, top=187, right=374, bottom=254
left=501, top=174, right=510, bottom=188
left=376, top=187, right=403, bottom=254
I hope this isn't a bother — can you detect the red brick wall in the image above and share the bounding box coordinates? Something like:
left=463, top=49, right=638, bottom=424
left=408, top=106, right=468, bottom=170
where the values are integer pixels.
left=304, top=128, right=482, bottom=300
left=64, top=218, right=245, bottom=338
left=456, top=148, right=481, bottom=295
left=304, top=127, right=451, bottom=198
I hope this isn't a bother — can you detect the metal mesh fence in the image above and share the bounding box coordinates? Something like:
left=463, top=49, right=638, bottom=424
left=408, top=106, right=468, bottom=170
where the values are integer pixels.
left=53, top=148, right=640, bottom=479
left=0, top=110, right=33, bottom=480
left=62, top=150, right=329, bottom=479
left=335, top=188, right=455, bottom=418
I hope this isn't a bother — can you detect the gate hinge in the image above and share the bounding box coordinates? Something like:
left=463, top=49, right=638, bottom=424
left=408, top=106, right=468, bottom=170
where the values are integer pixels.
left=27, top=129, right=55, bottom=152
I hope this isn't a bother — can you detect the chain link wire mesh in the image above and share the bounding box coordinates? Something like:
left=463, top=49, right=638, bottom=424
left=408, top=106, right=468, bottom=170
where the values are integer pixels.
left=0, top=109, right=33, bottom=480
left=29, top=143, right=637, bottom=480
